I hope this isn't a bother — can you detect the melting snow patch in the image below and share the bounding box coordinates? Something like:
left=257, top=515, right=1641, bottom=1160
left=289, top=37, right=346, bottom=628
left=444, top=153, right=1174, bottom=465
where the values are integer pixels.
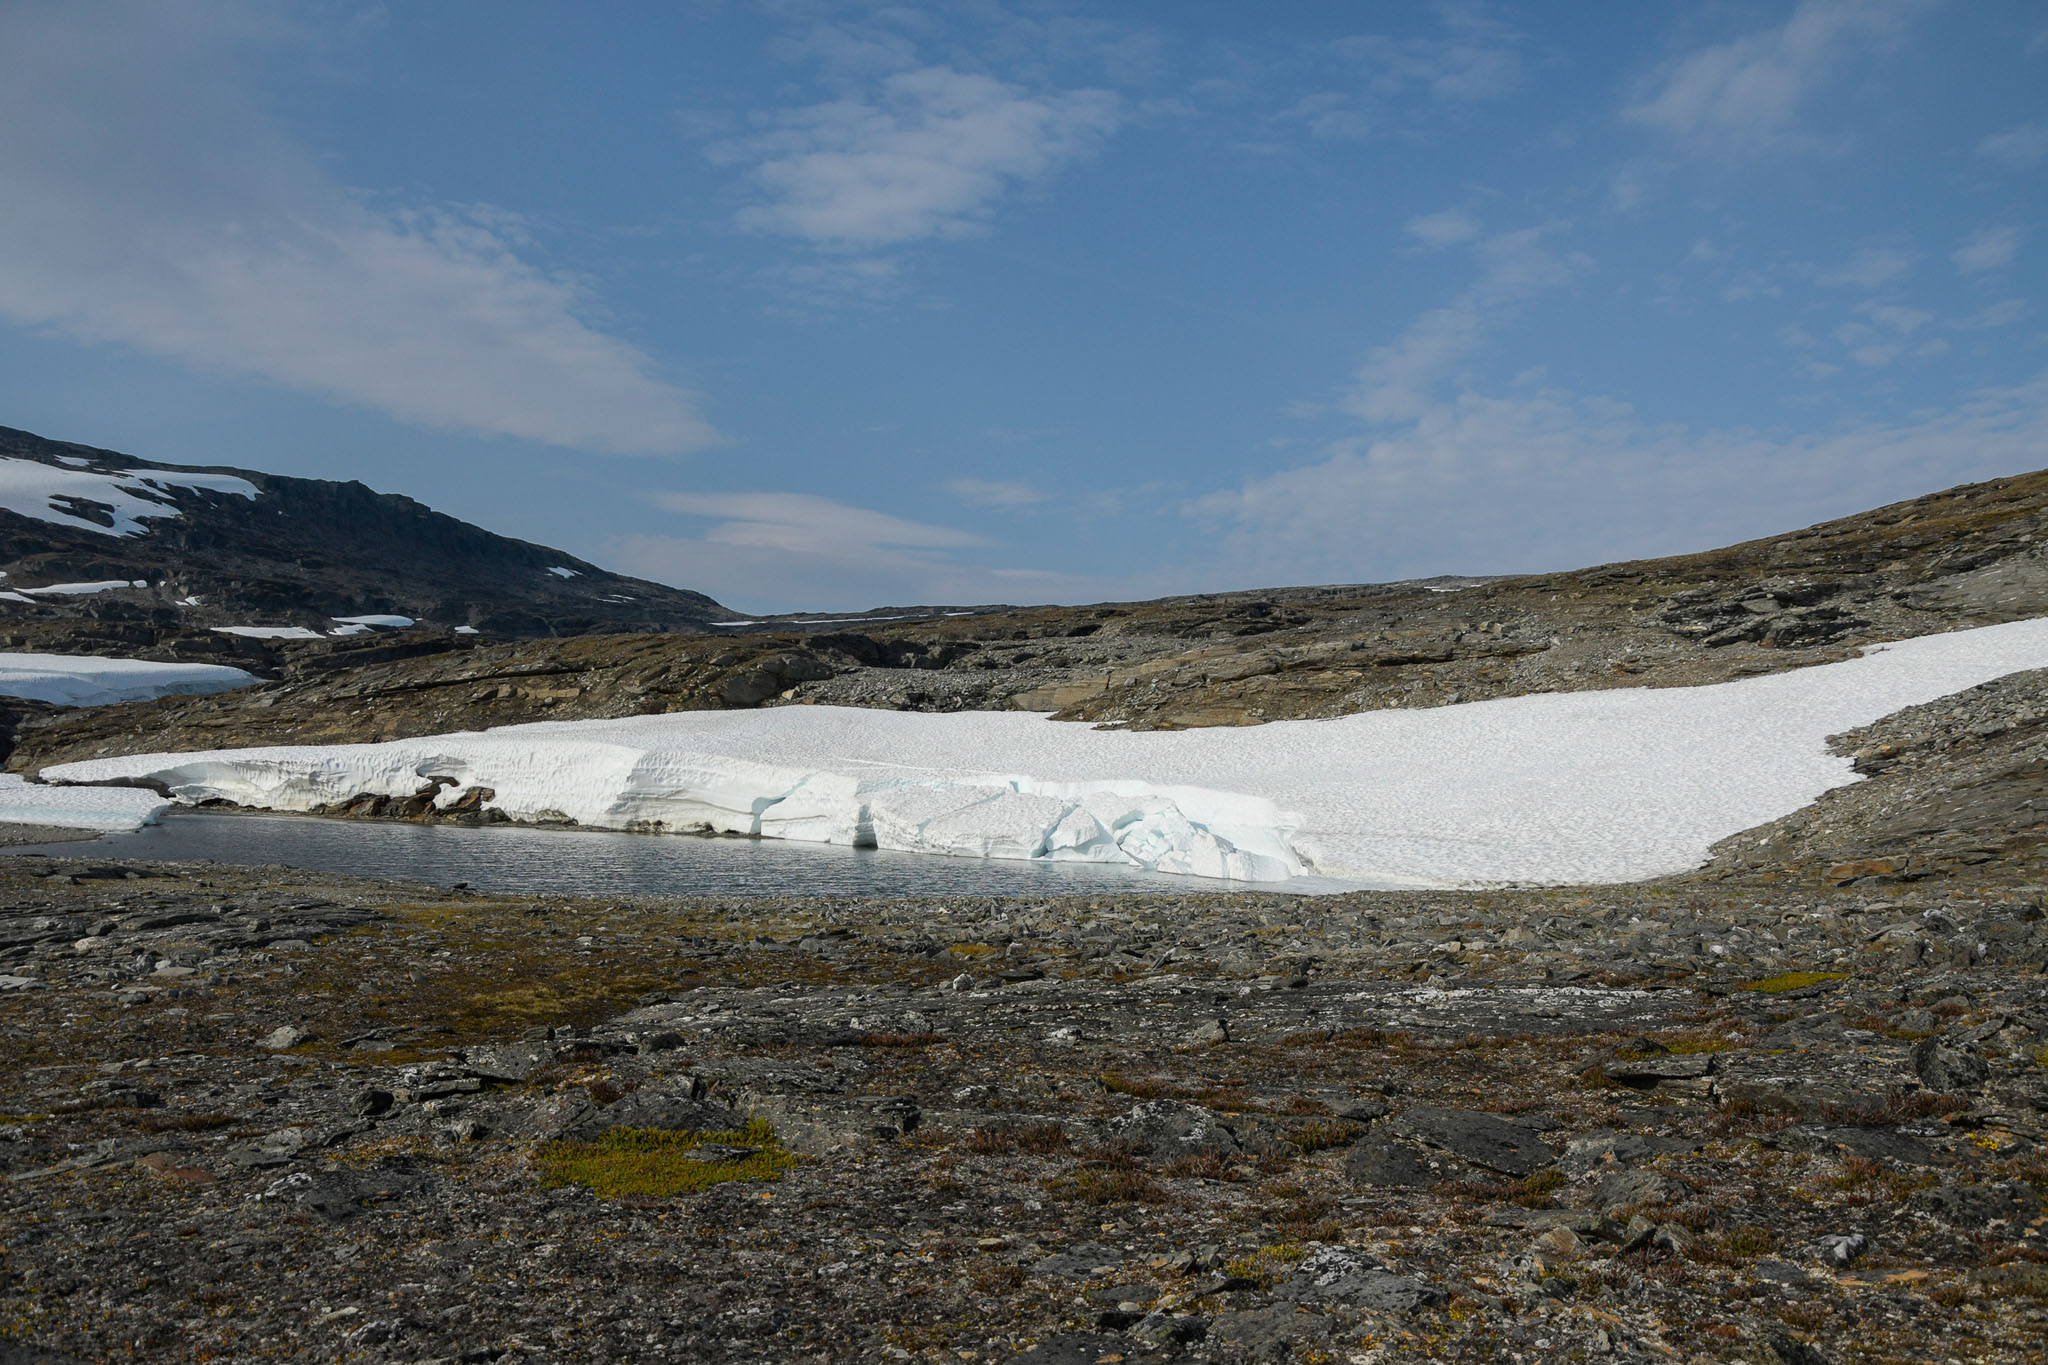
left=548, top=566, right=579, bottom=579
left=43, top=618, right=2048, bottom=886
left=0, top=457, right=257, bottom=537
left=0, top=773, right=168, bottom=831
left=18, top=580, right=147, bottom=596
left=453, top=626, right=479, bottom=635
left=0, top=653, right=256, bottom=707
left=212, top=626, right=322, bottom=640
left=331, top=615, right=415, bottom=629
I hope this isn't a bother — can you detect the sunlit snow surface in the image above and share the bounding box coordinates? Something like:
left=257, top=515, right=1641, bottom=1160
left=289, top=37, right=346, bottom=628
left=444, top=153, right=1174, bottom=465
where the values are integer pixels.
left=40, top=619, right=2048, bottom=886
left=0, top=653, right=257, bottom=707
left=0, top=457, right=256, bottom=537
left=0, top=775, right=169, bottom=831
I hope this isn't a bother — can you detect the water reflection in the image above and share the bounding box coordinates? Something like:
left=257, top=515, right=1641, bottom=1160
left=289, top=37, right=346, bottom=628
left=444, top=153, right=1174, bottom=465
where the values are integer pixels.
left=2, top=811, right=1279, bottom=898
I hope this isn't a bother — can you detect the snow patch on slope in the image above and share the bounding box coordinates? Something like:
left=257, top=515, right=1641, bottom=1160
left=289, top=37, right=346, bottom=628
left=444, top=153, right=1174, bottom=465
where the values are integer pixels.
left=212, top=626, right=321, bottom=640
left=0, top=653, right=257, bottom=707
left=0, top=457, right=257, bottom=537
left=40, top=618, right=2048, bottom=886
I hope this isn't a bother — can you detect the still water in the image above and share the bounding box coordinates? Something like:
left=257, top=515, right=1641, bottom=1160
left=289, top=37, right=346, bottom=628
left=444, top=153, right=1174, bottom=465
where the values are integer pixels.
left=2, top=810, right=1291, bottom=898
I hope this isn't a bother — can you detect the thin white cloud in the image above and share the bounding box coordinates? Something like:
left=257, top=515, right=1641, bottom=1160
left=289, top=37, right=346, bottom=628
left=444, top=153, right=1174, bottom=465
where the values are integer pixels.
left=1276, top=93, right=1372, bottom=141
left=1953, top=299, right=2031, bottom=330
left=1977, top=122, right=2048, bottom=168
left=1192, top=370, right=2048, bottom=588
left=1405, top=210, right=1483, bottom=249
left=615, top=489, right=1104, bottom=612
left=712, top=66, right=1119, bottom=249
left=1346, top=228, right=1592, bottom=423
left=1625, top=0, right=1929, bottom=151
left=946, top=478, right=1044, bottom=508
left=1334, top=3, right=1527, bottom=102
left=1817, top=245, right=1914, bottom=288
left=1952, top=225, right=2022, bottom=275
left=0, top=2, right=715, bottom=455
left=650, top=490, right=990, bottom=555
left=1862, top=302, right=1933, bottom=334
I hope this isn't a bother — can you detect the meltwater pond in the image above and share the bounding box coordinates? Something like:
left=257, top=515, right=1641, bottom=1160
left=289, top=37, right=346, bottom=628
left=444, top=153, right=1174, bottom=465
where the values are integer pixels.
left=1, top=811, right=1309, bottom=897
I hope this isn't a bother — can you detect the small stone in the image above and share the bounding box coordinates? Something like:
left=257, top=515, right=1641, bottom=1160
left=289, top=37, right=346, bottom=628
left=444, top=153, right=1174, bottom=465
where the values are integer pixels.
left=1910, top=1037, right=1989, bottom=1091
left=1817, top=1232, right=1868, bottom=1268
left=350, top=1088, right=395, bottom=1118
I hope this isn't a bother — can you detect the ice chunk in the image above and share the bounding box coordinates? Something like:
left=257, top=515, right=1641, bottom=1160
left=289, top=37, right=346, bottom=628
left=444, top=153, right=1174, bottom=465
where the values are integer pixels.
left=0, top=774, right=168, bottom=831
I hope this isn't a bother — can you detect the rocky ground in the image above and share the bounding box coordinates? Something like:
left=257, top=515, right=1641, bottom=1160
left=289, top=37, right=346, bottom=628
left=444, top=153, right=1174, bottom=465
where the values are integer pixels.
left=3, top=473, right=2047, bottom=1363
left=2, top=672, right=2046, bottom=1364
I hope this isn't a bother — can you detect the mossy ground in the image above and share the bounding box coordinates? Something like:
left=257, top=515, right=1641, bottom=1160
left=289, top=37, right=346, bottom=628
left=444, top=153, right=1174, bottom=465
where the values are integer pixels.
left=536, top=1119, right=795, bottom=1198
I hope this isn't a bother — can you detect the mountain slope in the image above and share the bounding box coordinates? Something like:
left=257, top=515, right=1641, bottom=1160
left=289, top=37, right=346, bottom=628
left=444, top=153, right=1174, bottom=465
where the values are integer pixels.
left=0, top=425, right=736, bottom=642
left=14, top=462, right=2048, bottom=775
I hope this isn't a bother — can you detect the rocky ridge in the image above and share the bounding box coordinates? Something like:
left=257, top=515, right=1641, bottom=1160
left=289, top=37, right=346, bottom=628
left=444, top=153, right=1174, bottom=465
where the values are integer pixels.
left=0, top=424, right=737, bottom=647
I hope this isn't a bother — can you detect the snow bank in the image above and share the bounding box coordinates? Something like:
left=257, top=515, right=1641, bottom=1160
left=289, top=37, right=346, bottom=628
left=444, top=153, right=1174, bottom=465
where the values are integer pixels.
left=0, top=774, right=168, bottom=831
left=16, top=579, right=147, bottom=596
left=212, top=626, right=321, bottom=640
left=40, top=618, right=2048, bottom=887
left=0, top=457, right=257, bottom=537
left=332, top=615, right=415, bottom=628
left=0, top=653, right=257, bottom=707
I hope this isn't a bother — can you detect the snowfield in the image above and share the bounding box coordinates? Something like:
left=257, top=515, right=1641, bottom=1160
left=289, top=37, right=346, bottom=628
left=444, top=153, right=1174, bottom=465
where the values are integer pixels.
left=0, top=457, right=256, bottom=537
left=36, top=617, right=2048, bottom=885
left=0, top=653, right=257, bottom=708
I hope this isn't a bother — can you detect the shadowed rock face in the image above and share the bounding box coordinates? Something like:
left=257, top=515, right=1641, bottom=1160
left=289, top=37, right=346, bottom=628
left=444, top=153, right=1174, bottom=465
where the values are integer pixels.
left=0, top=424, right=737, bottom=646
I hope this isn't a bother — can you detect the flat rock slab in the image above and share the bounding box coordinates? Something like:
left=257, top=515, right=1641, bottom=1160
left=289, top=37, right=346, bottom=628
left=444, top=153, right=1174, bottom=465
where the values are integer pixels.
left=1103, top=1098, right=1240, bottom=1157
left=1275, top=1247, right=1445, bottom=1313
left=1558, top=1130, right=1699, bottom=1174
left=1388, top=1106, right=1557, bottom=1177
left=1009, top=1335, right=1132, bottom=1364
left=1205, top=1304, right=1333, bottom=1360
left=1033, top=1244, right=1125, bottom=1279
left=1345, top=1135, right=1457, bottom=1188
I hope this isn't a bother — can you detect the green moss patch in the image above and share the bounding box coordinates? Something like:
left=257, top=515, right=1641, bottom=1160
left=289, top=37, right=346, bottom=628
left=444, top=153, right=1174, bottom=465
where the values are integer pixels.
left=1741, top=971, right=1848, bottom=994
left=536, top=1120, right=795, bottom=1199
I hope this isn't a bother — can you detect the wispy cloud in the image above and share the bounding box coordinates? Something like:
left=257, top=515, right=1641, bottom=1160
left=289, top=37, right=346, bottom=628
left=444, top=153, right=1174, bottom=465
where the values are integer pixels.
left=709, top=66, right=1119, bottom=250
left=0, top=2, right=715, bottom=455
left=1625, top=0, right=1929, bottom=152
left=1333, top=3, right=1528, bottom=102
left=1817, top=245, right=1914, bottom=288
left=1953, top=299, right=2031, bottom=330
left=946, top=478, right=1044, bottom=508
left=649, top=490, right=990, bottom=555
left=1193, top=371, right=2048, bottom=587
left=614, top=488, right=1102, bottom=611
left=1276, top=93, right=1372, bottom=141
left=1405, top=209, right=1483, bottom=249
left=1976, top=122, right=2048, bottom=167
left=1953, top=225, right=2022, bottom=274
left=1346, top=228, right=1592, bottom=423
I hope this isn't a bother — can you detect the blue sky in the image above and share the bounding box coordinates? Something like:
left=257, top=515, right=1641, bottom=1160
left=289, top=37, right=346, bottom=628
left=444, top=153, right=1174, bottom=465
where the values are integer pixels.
left=0, top=1, right=2042, bottom=613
